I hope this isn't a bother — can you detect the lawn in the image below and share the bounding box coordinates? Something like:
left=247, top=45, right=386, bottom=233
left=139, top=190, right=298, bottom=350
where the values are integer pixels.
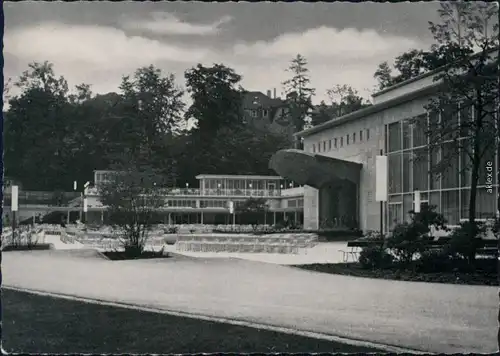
left=293, top=260, right=497, bottom=286
left=2, top=289, right=382, bottom=354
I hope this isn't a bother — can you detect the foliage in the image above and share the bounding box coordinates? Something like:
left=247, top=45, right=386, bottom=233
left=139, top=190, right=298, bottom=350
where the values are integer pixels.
left=424, top=2, right=498, bottom=223
left=446, top=221, right=486, bottom=265
left=359, top=245, right=394, bottom=269
left=184, top=63, right=244, bottom=135
left=98, top=160, right=166, bottom=257
left=236, top=197, right=268, bottom=225
left=408, top=203, right=448, bottom=236
left=281, top=54, right=316, bottom=140
left=385, top=222, right=428, bottom=266
left=416, top=248, right=453, bottom=273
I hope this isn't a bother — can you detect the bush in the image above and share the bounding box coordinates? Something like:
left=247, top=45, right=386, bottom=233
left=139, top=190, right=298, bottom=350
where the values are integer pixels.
left=417, top=248, right=452, bottom=273
left=386, top=222, right=428, bottom=266
left=447, top=221, right=485, bottom=265
left=358, top=245, right=393, bottom=269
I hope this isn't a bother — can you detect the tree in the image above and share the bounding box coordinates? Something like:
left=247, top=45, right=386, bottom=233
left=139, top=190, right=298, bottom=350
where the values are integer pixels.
left=98, top=155, right=166, bottom=257
left=326, top=84, right=370, bottom=117
left=184, top=63, right=244, bottom=135
left=114, top=66, right=185, bottom=163
left=282, top=54, right=316, bottom=143
left=4, top=62, right=73, bottom=190
left=310, top=100, right=331, bottom=127
left=373, top=61, right=394, bottom=90
left=422, top=2, right=498, bottom=224
left=236, top=197, right=268, bottom=226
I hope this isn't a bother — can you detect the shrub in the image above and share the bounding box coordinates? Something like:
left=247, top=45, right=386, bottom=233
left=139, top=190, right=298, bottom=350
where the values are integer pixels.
left=447, top=221, right=485, bottom=265
left=386, top=222, right=428, bottom=266
left=358, top=245, right=393, bottom=269
left=417, top=248, right=452, bottom=273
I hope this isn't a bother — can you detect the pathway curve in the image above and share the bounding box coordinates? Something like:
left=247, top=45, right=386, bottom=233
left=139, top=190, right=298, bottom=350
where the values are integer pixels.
left=3, top=251, right=496, bottom=353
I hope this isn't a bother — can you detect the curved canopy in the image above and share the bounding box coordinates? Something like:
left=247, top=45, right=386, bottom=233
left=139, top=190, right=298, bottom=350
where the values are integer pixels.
left=269, top=149, right=362, bottom=189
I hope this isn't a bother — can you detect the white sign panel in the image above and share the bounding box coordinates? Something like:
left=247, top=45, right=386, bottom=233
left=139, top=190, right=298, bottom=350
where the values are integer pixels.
left=375, top=156, right=388, bottom=202
left=414, top=190, right=421, bottom=213
left=11, top=185, right=19, bottom=212
left=73, top=181, right=77, bottom=191
left=228, top=201, right=234, bottom=214
left=83, top=198, right=88, bottom=213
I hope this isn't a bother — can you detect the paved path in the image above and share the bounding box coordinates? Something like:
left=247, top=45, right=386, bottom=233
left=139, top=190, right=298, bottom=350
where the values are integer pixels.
left=3, top=251, right=496, bottom=353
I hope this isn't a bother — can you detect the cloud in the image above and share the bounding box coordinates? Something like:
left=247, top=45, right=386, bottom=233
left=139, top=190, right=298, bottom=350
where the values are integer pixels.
left=233, top=26, right=422, bottom=60
left=4, top=22, right=424, bottom=107
left=123, top=13, right=233, bottom=35
left=5, top=22, right=212, bottom=69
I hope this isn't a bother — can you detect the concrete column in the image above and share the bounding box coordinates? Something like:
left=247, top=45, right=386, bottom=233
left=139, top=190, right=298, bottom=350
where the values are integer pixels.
left=201, top=211, right=204, bottom=224
left=273, top=212, right=276, bottom=225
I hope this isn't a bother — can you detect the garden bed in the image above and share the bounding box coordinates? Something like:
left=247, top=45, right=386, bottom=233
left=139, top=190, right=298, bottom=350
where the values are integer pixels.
left=293, top=260, right=497, bottom=286
left=2, top=243, right=54, bottom=252
left=102, top=249, right=171, bottom=261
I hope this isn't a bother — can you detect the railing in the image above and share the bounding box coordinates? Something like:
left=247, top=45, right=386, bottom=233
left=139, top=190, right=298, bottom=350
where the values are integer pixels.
left=85, top=187, right=287, bottom=198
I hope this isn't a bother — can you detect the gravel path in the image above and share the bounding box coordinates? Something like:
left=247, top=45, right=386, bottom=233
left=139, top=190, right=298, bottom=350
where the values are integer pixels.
left=3, top=250, right=496, bottom=353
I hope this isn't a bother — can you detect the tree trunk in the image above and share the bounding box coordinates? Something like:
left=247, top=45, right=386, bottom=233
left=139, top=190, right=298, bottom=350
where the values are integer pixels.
left=468, top=157, right=480, bottom=223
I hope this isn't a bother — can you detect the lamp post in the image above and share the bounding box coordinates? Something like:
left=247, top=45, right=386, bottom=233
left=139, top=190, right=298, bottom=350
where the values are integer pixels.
left=11, top=185, right=19, bottom=245
left=83, top=181, right=90, bottom=224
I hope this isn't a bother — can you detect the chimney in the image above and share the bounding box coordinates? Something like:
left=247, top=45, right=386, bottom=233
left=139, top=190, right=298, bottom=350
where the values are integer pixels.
left=273, top=88, right=277, bottom=98
left=267, top=90, right=272, bottom=98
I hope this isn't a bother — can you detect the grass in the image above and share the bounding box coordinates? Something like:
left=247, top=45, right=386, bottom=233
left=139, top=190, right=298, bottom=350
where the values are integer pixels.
left=293, top=260, right=497, bottom=286
left=2, top=289, right=383, bottom=354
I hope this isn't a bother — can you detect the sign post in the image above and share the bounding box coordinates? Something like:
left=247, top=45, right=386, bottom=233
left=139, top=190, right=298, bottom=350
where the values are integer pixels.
left=11, top=185, right=19, bottom=244
left=375, top=154, right=388, bottom=236
left=228, top=201, right=235, bottom=226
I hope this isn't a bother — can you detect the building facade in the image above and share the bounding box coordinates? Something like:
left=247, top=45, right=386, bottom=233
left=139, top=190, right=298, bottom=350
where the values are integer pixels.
left=270, top=67, right=498, bottom=232
left=85, top=172, right=304, bottom=225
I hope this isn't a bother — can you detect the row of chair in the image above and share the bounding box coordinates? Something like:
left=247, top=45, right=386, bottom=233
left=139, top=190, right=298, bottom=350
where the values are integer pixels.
left=176, top=234, right=317, bottom=254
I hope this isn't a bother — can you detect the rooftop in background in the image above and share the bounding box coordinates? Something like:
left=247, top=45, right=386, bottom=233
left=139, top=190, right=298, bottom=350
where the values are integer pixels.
left=195, top=174, right=283, bottom=180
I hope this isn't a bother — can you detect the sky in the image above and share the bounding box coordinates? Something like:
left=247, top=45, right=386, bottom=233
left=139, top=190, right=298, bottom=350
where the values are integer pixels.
left=4, top=2, right=444, bottom=105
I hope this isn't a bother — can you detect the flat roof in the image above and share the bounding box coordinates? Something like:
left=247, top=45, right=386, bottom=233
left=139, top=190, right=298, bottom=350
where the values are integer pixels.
left=195, top=174, right=283, bottom=180
left=295, top=81, right=441, bottom=138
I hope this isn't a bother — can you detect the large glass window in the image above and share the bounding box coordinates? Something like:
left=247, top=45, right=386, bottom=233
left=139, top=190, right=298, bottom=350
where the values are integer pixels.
left=412, top=148, right=428, bottom=191
left=402, top=152, right=412, bottom=192
left=388, top=153, right=402, bottom=194
left=459, top=102, right=472, bottom=138
left=403, top=194, right=413, bottom=221
left=388, top=203, right=403, bottom=230
left=402, top=119, right=411, bottom=150
left=429, top=191, right=441, bottom=213
left=412, top=114, right=427, bottom=147
left=429, top=147, right=441, bottom=190
left=460, top=189, right=469, bottom=220
left=442, top=190, right=459, bottom=225
left=440, top=103, right=459, bottom=141
left=460, top=143, right=472, bottom=187
left=441, top=143, right=459, bottom=189
left=388, top=122, right=401, bottom=152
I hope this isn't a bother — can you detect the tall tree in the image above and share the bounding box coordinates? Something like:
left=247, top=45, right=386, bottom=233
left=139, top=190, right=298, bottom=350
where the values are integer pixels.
left=4, top=62, right=73, bottom=190
left=98, top=157, right=165, bottom=257
left=310, top=100, right=332, bottom=127
left=104, top=65, right=184, bottom=184
left=184, top=63, right=244, bottom=135
left=282, top=54, right=316, bottom=143
left=373, top=61, right=394, bottom=90
left=326, top=84, right=370, bottom=117
left=421, top=2, right=498, bottom=223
